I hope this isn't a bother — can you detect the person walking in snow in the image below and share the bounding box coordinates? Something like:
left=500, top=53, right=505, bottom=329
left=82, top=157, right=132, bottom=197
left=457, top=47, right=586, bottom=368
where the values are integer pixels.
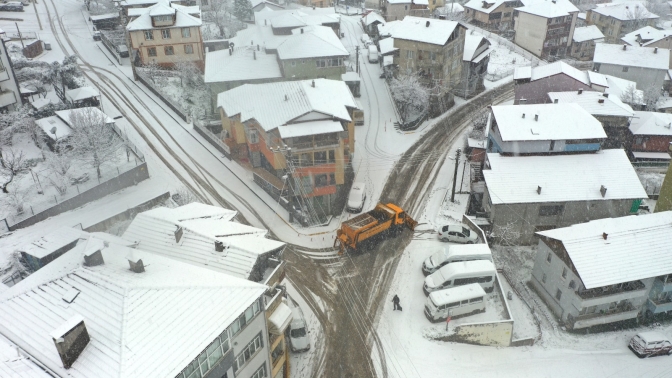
left=392, top=294, right=401, bottom=311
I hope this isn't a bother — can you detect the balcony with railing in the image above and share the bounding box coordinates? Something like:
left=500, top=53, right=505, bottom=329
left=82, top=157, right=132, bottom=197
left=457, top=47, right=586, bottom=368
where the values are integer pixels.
left=285, top=133, right=340, bottom=152
left=647, top=296, right=672, bottom=315
left=569, top=301, right=639, bottom=329
left=576, top=280, right=648, bottom=307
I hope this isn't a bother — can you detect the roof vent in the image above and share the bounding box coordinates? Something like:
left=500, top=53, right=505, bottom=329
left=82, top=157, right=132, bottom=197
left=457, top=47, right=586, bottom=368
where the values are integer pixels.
left=128, top=258, right=145, bottom=273
left=174, top=226, right=183, bottom=243
left=284, top=94, right=288, bottom=101
left=253, top=51, right=256, bottom=60
left=552, top=0, right=556, bottom=3
left=600, top=185, right=607, bottom=197
left=602, top=232, right=608, bottom=240
left=311, top=79, right=315, bottom=87
left=51, top=315, right=90, bottom=369
left=257, top=44, right=260, bottom=51
left=534, top=114, right=538, bottom=121
left=654, top=47, right=658, bottom=54
left=83, top=250, right=104, bottom=267
left=623, top=44, right=627, bottom=50
left=215, top=240, right=227, bottom=252
left=578, top=89, right=583, bottom=94
left=537, top=186, right=542, bottom=195
left=426, top=21, right=430, bottom=27
left=553, top=99, right=558, bottom=104
left=300, top=28, right=304, bottom=33
left=603, top=93, right=609, bottom=98
left=598, top=98, right=605, bottom=103
left=522, top=113, right=525, bottom=118
left=62, top=288, right=80, bottom=304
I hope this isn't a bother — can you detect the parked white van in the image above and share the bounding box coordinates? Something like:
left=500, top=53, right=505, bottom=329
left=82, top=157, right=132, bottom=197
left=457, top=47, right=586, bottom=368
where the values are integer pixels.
left=424, top=283, right=487, bottom=322
left=368, top=45, right=379, bottom=63
left=423, top=260, right=496, bottom=295
left=422, top=244, right=492, bottom=275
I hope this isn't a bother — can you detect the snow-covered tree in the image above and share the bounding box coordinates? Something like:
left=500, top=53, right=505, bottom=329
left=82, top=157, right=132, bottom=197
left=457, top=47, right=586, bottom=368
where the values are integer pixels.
left=54, top=55, right=85, bottom=90
left=625, top=4, right=654, bottom=31
left=175, top=61, right=211, bottom=119
left=468, top=109, right=489, bottom=139
left=643, top=84, right=663, bottom=111
left=0, top=149, right=28, bottom=194
left=389, top=71, right=430, bottom=122
left=68, top=108, right=123, bottom=179
left=4, top=185, right=29, bottom=214
left=45, top=150, right=73, bottom=195
left=172, top=187, right=197, bottom=206
left=233, top=0, right=253, bottom=23
left=204, top=0, right=245, bottom=38
left=620, top=84, right=642, bottom=107
left=490, top=222, right=521, bottom=246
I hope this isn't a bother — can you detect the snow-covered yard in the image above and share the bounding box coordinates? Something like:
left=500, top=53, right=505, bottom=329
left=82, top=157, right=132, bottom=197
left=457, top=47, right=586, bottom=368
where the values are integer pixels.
left=636, top=167, right=667, bottom=196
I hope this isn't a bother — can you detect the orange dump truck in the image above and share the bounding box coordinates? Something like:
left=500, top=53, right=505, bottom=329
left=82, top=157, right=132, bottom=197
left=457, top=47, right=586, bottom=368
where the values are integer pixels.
left=335, top=203, right=417, bottom=254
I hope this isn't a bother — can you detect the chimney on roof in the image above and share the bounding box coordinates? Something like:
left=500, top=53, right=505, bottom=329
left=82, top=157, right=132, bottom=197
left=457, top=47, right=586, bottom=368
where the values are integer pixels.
left=603, top=93, right=609, bottom=98
left=578, top=89, right=583, bottom=94
left=534, top=114, right=539, bottom=121
left=598, top=98, right=605, bottom=103
left=522, top=113, right=525, bottom=118
left=537, top=186, right=542, bottom=194
left=264, top=19, right=267, bottom=26
left=553, top=99, right=558, bottom=104
left=257, top=44, right=260, bottom=51
left=215, top=240, right=226, bottom=252
left=602, top=232, right=608, bottom=240
left=600, top=185, right=607, bottom=197
left=623, top=44, right=627, bottom=50
left=654, top=47, right=658, bottom=54
left=174, top=226, right=183, bottom=243
left=51, top=315, right=90, bottom=369
left=426, top=21, right=430, bottom=27
left=128, top=258, right=145, bottom=273
left=301, top=28, right=304, bottom=33
left=284, top=94, right=288, bottom=101
left=552, top=0, right=556, bottom=3
left=253, top=51, right=257, bottom=60
left=312, top=79, right=315, bottom=87
left=83, top=249, right=104, bottom=267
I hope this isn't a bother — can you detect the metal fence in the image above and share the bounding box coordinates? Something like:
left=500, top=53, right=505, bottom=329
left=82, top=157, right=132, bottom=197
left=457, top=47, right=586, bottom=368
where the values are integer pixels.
left=193, top=118, right=231, bottom=158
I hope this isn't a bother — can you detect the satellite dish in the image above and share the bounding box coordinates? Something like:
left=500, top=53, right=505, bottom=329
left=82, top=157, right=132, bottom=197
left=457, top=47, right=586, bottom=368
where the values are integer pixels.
left=50, top=127, right=57, bottom=135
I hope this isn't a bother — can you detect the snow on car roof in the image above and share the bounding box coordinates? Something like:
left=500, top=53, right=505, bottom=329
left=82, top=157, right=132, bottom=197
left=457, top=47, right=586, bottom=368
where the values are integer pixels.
left=387, top=16, right=460, bottom=46
left=444, top=244, right=492, bottom=258
left=629, top=111, right=672, bottom=136
left=547, top=91, right=634, bottom=117
left=572, top=25, right=604, bottom=43
left=490, top=103, right=606, bottom=142
left=437, top=260, right=496, bottom=278
left=429, top=283, right=486, bottom=305
left=537, top=212, right=672, bottom=289
left=592, top=1, right=659, bottom=21
left=515, top=0, right=578, bottom=18
left=217, top=79, right=357, bottom=132
left=0, top=240, right=267, bottom=378
left=483, top=149, right=647, bottom=205
left=593, top=43, right=669, bottom=70
left=635, top=331, right=670, bottom=343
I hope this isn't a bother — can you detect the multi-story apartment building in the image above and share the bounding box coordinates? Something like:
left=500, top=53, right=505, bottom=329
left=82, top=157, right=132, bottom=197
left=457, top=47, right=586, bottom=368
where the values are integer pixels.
left=622, top=26, right=672, bottom=67
left=458, top=33, right=491, bottom=98
left=0, top=39, right=21, bottom=112
left=463, top=0, right=523, bottom=31
left=383, top=0, right=429, bottom=21
left=593, top=43, right=669, bottom=91
left=126, top=3, right=204, bottom=70
left=530, top=211, right=672, bottom=329
left=586, top=1, right=658, bottom=43
left=217, top=79, right=360, bottom=221
left=389, top=16, right=467, bottom=114
left=513, top=0, right=579, bottom=59
left=0, top=237, right=274, bottom=378
left=570, top=25, right=604, bottom=61
left=276, top=26, right=348, bottom=80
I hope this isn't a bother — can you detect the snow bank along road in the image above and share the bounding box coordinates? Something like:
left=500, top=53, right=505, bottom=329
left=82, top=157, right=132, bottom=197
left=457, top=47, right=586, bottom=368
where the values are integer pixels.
left=285, top=82, right=514, bottom=377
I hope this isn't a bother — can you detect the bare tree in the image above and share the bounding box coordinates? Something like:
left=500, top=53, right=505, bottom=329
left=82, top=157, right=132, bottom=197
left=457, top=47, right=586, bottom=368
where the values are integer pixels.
left=389, top=71, right=430, bottom=122
left=469, top=109, right=489, bottom=139
left=0, top=149, right=28, bottom=194
left=45, top=150, right=73, bottom=195
left=175, top=61, right=211, bottom=119
left=4, top=185, right=30, bottom=214
left=625, top=4, right=654, bottom=32
left=643, top=84, right=663, bottom=111
left=620, top=83, right=642, bottom=107
left=204, top=0, right=245, bottom=38
left=490, top=222, right=521, bottom=246
left=68, top=108, right=123, bottom=179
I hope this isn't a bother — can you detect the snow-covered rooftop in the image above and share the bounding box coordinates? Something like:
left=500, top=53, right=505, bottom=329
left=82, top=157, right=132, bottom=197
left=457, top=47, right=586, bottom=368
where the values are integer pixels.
left=148, top=3, right=175, bottom=16
left=388, top=16, right=460, bottom=46
left=515, top=0, right=578, bottom=18
left=572, top=25, right=605, bottom=43
left=55, top=107, right=115, bottom=125
left=514, top=61, right=590, bottom=85
left=126, top=3, right=201, bottom=31
left=464, top=0, right=514, bottom=14
left=537, top=211, right=672, bottom=289
left=204, top=46, right=282, bottom=84
left=0, top=334, right=51, bottom=378
left=362, top=11, right=385, bottom=26
left=36, top=116, right=71, bottom=140
left=122, top=203, right=285, bottom=280
left=0, top=238, right=267, bottom=378
left=277, top=120, right=344, bottom=138
left=629, top=111, right=672, bottom=136
left=255, top=8, right=339, bottom=28
left=484, top=149, right=647, bottom=205
left=217, top=79, right=358, bottom=132
left=621, top=25, right=672, bottom=47
left=17, top=227, right=84, bottom=259
left=435, top=3, right=465, bottom=14
left=378, top=37, right=397, bottom=55
left=547, top=91, right=634, bottom=117
left=377, top=20, right=401, bottom=38
left=593, top=43, right=669, bottom=70
left=65, top=86, right=100, bottom=103
left=490, top=103, right=606, bottom=142
left=592, top=1, right=659, bottom=21
left=276, top=25, right=348, bottom=60
left=463, top=33, right=490, bottom=62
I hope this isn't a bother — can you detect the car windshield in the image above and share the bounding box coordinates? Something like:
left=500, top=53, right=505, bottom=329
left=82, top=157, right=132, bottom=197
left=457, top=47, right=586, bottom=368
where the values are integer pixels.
left=291, top=327, right=307, bottom=338
left=462, top=227, right=471, bottom=237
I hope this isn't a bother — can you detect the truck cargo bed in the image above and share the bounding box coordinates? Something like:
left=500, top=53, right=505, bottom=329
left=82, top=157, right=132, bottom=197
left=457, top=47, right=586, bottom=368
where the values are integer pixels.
left=344, top=213, right=377, bottom=230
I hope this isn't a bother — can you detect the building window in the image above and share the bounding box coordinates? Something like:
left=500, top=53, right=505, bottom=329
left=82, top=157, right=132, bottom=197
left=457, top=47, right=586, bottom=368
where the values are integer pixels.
left=147, top=47, right=157, bottom=57
left=185, top=44, right=194, bottom=54
left=234, top=333, right=264, bottom=372
left=182, top=27, right=191, bottom=38
left=593, top=63, right=601, bottom=72
left=302, top=59, right=306, bottom=64
left=251, top=363, right=267, bottom=378
left=430, top=51, right=437, bottom=61
left=314, top=174, right=329, bottom=187
left=314, top=150, right=327, bottom=164
left=177, top=326, right=231, bottom=378
left=230, top=298, right=262, bottom=338
left=546, top=252, right=552, bottom=263
left=144, top=30, right=154, bottom=40
left=542, top=273, right=547, bottom=283
left=154, top=15, right=172, bottom=22
left=406, top=50, right=414, bottom=59
left=555, top=289, right=562, bottom=301
left=162, top=29, right=171, bottom=39
left=561, top=267, right=568, bottom=279
left=569, top=280, right=576, bottom=289
left=622, top=66, right=629, bottom=72
left=328, top=150, right=335, bottom=163
left=316, top=59, right=326, bottom=68
left=291, top=61, right=296, bottom=66
left=539, top=205, right=564, bottom=216
left=165, top=46, right=174, bottom=55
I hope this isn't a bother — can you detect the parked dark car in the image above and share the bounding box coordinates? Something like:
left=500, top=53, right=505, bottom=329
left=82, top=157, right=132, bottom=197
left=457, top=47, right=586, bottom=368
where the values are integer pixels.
left=0, top=2, right=24, bottom=11
left=93, top=31, right=101, bottom=41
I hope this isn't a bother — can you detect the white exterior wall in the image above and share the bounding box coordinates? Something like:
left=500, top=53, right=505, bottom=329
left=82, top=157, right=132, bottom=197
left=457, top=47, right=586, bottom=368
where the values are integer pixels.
left=593, top=63, right=667, bottom=92
left=231, top=304, right=272, bottom=378
left=514, top=12, right=548, bottom=57
left=488, top=125, right=567, bottom=154
left=530, top=241, right=582, bottom=321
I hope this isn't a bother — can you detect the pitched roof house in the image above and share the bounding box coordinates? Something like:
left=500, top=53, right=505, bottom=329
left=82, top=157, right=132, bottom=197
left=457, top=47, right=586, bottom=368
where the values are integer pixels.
left=593, top=43, right=670, bottom=90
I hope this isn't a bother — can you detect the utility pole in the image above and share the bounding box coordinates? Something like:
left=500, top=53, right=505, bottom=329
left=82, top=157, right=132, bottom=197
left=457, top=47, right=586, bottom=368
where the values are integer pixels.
left=450, top=148, right=461, bottom=203
left=15, top=22, right=24, bottom=49
left=355, top=46, right=359, bottom=74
